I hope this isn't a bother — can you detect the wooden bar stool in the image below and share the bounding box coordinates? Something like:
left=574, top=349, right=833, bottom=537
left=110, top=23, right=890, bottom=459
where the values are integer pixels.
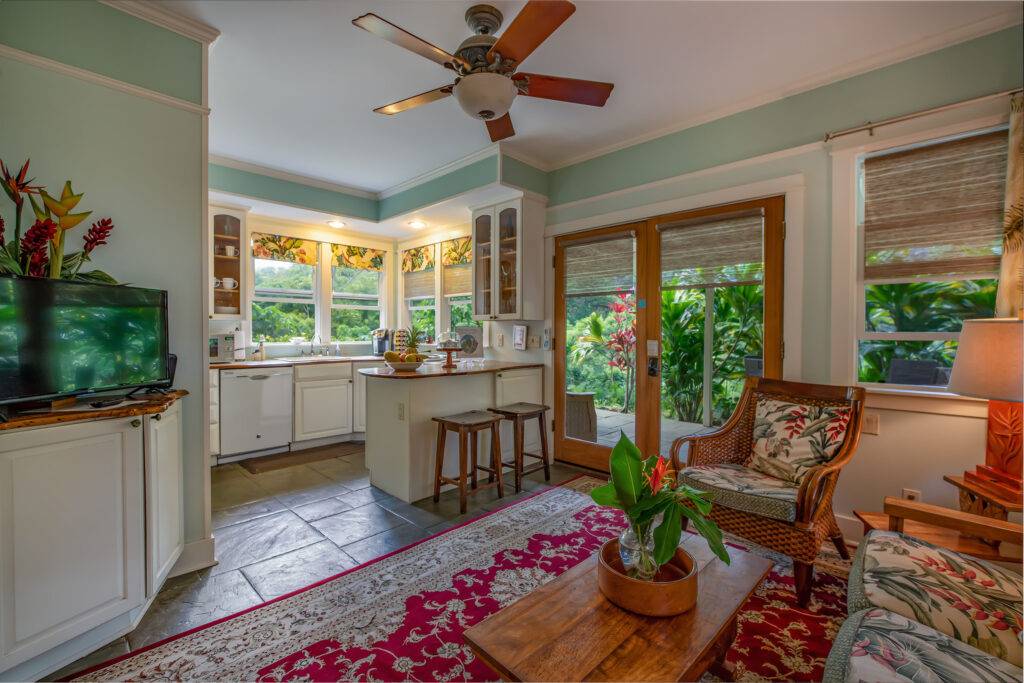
left=487, top=403, right=551, bottom=493
left=432, top=410, right=504, bottom=514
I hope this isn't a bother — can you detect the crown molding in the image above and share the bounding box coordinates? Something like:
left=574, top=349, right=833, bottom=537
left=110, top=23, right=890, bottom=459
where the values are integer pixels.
left=378, top=145, right=500, bottom=199
left=208, top=155, right=378, bottom=199
left=550, top=10, right=1023, bottom=171
left=497, top=144, right=553, bottom=173
left=0, top=43, right=208, bottom=115
left=100, top=1, right=221, bottom=45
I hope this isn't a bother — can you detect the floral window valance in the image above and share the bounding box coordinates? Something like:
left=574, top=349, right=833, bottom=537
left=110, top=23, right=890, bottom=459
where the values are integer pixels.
left=401, top=245, right=434, bottom=273
left=442, top=237, right=472, bottom=266
left=331, top=243, right=386, bottom=271
left=252, top=232, right=318, bottom=265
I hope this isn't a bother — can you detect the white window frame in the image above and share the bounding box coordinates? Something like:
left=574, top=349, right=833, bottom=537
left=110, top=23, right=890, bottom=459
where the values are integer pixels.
left=829, top=110, right=1009, bottom=394
left=328, top=254, right=385, bottom=344
left=397, top=229, right=473, bottom=342
left=445, top=293, right=476, bottom=332
left=251, top=257, right=319, bottom=343
left=246, top=219, right=391, bottom=348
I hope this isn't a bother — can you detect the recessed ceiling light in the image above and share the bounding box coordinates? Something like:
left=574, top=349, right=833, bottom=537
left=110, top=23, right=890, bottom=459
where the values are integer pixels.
left=408, top=220, right=427, bottom=229
left=327, top=220, right=346, bottom=228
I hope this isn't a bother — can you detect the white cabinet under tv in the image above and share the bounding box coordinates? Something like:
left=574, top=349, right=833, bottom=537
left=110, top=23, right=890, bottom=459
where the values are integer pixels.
left=0, top=398, right=185, bottom=681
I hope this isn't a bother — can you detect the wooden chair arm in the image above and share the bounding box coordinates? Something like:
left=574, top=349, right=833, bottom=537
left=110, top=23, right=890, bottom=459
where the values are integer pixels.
left=884, top=496, right=1024, bottom=546
left=795, top=463, right=843, bottom=525
left=669, top=426, right=746, bottom=472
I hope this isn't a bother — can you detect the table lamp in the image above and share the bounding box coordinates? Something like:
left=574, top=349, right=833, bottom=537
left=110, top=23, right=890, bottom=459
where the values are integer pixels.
left=948, top=318, right=1024, bottom=500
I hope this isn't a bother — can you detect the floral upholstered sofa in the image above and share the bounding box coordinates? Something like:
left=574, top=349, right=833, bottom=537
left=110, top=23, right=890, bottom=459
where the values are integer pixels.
left=824, top=500, right=1023, bottom=683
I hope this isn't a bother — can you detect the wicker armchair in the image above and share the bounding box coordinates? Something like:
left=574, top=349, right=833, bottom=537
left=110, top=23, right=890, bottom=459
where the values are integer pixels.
left=670, top=377, right=865, bottom=606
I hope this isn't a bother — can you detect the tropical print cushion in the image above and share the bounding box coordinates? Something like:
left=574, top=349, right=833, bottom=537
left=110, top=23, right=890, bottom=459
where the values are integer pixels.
left=748, top=398, right=851, bottom=484
left=677, top=463, right=798, bottom=522
left=848, top=530, right=1023, bottom=666
left=823, top=608, right=1023, bottom=683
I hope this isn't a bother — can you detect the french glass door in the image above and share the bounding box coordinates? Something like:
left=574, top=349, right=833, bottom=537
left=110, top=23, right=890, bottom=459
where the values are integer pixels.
left=554, top=197, right=784, bottom=471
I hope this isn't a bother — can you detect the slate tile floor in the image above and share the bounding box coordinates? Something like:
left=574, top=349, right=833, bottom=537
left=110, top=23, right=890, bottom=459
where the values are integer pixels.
left=54, top=443, right=586, bottom=680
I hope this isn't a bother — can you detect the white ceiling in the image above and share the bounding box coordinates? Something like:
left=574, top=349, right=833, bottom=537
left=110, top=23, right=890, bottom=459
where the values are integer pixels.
left=167, top=0, right=1021, bottom=194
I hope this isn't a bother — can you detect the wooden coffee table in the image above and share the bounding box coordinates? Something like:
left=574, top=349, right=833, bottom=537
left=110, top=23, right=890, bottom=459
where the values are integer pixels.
left=463, top=535, right=773, bottom=681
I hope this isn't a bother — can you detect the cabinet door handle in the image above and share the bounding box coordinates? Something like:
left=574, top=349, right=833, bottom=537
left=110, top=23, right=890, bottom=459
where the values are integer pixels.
left=249, top=375, right=270, bottom=380
left=130, top=419, right=141, bottom=428
left=153, top=413, right=162, bottom=421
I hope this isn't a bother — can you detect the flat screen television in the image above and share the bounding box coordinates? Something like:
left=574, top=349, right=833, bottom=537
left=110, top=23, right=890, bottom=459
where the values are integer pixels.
left=0, top=276, right=170, bottom=405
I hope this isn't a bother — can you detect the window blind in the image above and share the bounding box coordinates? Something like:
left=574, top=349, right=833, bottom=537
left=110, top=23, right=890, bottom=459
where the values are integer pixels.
left=443, top=263, right=472, bottom=296
left=564, top=235, right=635, bottom=295
left=659, top=211, right=763, bottom=287
left=442, top=238, right=472, bottom=296
left=862, top=129, right=1006, bottom=281
left=404, top=269, right=434, bottom=298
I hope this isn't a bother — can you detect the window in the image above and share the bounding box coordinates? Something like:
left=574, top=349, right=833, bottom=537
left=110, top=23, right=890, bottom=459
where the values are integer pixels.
left=251, top=233, right=387, bottom=344
left=330, top=244, right=385, bottom=342
left=251, top=233, right=318, bottom=342
left=857, top=129, right=1005, bottom=387
left=442, top=237, right=480, bottom=331
left=402, top=245, right=436, bottom=342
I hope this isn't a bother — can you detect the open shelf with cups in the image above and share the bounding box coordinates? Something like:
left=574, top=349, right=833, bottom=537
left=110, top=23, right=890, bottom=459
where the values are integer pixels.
left=209, top=206, right=246, bottom=319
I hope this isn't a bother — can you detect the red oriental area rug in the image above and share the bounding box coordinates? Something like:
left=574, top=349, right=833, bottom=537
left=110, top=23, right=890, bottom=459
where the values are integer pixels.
left=75, top=477, right=848, bottom=682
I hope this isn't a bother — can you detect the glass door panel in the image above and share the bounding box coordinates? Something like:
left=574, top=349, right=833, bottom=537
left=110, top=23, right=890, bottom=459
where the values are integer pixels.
left=473, top=212, right=492, bottom=317
left=658, top=210, right=765, bottom=457
left=558, top=232, right=637, bottom=469
left=497, top=206, right=518, bottom=316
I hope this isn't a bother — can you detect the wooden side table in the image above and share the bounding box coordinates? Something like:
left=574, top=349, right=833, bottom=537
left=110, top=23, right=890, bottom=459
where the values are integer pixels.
left=944, top=475, right=1023, bottom=544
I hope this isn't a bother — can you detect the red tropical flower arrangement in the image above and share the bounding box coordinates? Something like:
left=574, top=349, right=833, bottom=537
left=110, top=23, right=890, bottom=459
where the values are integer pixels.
left=0, top=158, right=118, bottom=283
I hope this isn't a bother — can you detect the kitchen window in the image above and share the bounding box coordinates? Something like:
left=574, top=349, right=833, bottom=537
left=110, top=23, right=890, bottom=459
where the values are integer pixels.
left=856, top=128, right=1005, bottom=388
left=442, top=237, right=479, bottom=332
left=251, top=232, right=319, bottom=343
left=402, top=244, right=437, bottom=342
left=329, top=244, right=386, bottom=343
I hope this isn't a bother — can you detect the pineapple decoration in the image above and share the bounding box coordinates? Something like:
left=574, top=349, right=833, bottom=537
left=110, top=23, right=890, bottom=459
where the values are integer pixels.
left=384, top=321, right=428, bottom=365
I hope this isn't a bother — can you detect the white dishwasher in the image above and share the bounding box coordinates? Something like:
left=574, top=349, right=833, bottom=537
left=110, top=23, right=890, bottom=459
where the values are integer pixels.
left=220, top=367, right=294, bottom=456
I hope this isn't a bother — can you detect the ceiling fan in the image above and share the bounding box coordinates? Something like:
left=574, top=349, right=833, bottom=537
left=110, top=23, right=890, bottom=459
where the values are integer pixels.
left=352, top=1, right=614, bottom=142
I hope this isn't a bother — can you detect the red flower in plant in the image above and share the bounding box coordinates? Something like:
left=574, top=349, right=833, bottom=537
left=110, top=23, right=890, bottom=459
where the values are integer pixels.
left=0, top=215, right=4, bottom=243
left=83, top=218, right=114, bottom=254
left=27, top=249, right=48, bottom=277
left=20, top=218, right=56, bottom=254
left=0, top=159, right=42, bottom=209
left=645, top=455, right=671, bottom=493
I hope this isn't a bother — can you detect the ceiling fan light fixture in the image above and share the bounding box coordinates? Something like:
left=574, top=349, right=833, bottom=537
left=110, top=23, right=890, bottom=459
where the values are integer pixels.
left=453, top=73, right=517, bottom=121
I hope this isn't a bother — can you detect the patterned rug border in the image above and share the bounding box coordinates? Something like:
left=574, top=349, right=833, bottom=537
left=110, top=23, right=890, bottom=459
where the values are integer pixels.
left=69, top=474, right=594, bottom=681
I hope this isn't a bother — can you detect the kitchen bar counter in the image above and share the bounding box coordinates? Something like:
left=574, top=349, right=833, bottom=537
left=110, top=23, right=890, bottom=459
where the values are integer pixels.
left=359, top=360, right=543, bottom=379
left=363, top=362, right=544, bottom=502
left=211, top=355, right=382, bottom=370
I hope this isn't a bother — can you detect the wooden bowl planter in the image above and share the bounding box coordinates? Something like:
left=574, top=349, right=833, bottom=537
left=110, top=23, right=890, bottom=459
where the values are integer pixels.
left=597, top=538, right=698, bottom=617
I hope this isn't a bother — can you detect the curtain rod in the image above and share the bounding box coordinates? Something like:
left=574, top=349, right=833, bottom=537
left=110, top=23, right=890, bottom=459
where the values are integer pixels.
left=823, top=88, right=1022, bottom=142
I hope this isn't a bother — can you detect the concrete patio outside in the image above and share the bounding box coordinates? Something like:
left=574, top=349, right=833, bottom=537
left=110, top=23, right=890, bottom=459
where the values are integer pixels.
left=593, top=408, right=713, bottom=459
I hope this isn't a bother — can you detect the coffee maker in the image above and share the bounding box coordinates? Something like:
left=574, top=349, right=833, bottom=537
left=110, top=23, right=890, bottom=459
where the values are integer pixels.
left=371, top=328, right=391, bottom=356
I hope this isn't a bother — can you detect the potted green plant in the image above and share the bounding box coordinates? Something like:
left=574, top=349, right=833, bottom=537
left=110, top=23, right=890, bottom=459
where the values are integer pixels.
left=590, top=432, right=729, bottom=616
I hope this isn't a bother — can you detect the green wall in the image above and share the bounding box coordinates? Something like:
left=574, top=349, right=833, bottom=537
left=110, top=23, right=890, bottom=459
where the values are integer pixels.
left=501, top=155, right=549, bottom=196
left=547, top=25, right=1024, bottom=207
left=209, top=163, right=377, bottom=221
left=378, top=155, right=499, bottom=219
left=0, top=0, right=204, bottom=104
left=1, top=4, right=207, bottom=545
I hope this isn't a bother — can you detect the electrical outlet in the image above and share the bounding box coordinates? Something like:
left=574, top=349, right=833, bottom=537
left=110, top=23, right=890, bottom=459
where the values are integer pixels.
left=397, top=403, right=405, bottom=421
left=496, top=333, right=504, bottom=347
left=863, top=412, right=880, bottom=435
left=528, top=335, right=540, bottom=348
left=901, top=488, right=921, bottom=502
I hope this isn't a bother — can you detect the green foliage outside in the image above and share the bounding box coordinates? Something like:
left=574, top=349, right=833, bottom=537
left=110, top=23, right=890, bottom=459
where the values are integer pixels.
left=858, top=279, right=996, bottom=383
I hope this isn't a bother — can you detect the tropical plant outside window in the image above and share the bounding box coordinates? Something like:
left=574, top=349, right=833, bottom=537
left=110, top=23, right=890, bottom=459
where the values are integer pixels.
left=407, top=296, right=436, bottom=343
left=331, top=263, right=382, bottom=342
left=857, top=128, right=1005, bottom=386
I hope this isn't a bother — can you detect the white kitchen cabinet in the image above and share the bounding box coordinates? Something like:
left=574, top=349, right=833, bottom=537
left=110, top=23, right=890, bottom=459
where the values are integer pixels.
left=353, top=361, right=385, bottom=432
left=144, top=402, right=184, bottom=598
left=495, top=367, right=544, bottom=407
left=0, top=417, right=145, bottom=673
left=209, top=368, right=220, bottom=458
left=294, top=379, right=352, bottom=441
left=471, top=196, right=545, bottom=322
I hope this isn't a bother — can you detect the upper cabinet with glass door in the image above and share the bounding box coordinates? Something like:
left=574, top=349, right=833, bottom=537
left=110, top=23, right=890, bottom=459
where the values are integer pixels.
left=471, top=196, right=545, bottom=321
left=209, top=206, right=246, bottom=320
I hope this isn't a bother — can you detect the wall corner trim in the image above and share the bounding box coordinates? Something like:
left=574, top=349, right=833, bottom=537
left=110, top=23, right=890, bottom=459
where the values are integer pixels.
left=100, top=0, right=221, bottom=45
left=0, top=43, right=209, bottom=116
left=168, top=537, right=216, bottom=578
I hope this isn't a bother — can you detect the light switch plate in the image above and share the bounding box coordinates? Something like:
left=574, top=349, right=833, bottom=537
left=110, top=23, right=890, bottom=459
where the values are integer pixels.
left=647, top=339, right=659, bottom=356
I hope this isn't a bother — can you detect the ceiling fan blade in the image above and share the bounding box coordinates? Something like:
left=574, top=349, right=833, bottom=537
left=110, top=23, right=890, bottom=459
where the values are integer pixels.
left=374, top=85, right=454, bottom=115
left=514, top=73, right=613, bottom=106
left=353, top=13, right=468, bottom=70
left=485, top=113, right=515, bottom=142
left=487, top=0, right=575, bottom=66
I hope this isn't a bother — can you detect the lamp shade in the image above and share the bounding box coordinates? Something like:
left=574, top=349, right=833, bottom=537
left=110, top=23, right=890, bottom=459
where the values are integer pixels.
left=948, top=318, right=1023, bottom=402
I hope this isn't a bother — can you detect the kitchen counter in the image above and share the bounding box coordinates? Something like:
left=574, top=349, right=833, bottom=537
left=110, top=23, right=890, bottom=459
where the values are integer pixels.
left=359, top=360, right=544, bottom=379
left=211, top=355, right=382, bottom=370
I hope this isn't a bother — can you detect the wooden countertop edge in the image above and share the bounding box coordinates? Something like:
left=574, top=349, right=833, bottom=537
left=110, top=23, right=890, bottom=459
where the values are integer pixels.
left=0, top=390, right=189, bottom=432
left=360, top=362, right=544, bottom=379
left=210, top=356, right=383, bottom=370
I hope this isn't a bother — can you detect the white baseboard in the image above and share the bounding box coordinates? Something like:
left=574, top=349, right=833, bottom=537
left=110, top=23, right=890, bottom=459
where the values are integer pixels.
left=169, top=537, right=216, bottom=578
left=837, top=512, right=866, bottom=544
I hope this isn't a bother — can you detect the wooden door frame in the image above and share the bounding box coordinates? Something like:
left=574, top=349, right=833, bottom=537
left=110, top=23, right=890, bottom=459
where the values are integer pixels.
left=553, top=195, right=785, bottom=471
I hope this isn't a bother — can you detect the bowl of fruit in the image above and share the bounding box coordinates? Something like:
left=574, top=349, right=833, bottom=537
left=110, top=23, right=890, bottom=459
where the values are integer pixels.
left=384, top=325, right=428, bottom=371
